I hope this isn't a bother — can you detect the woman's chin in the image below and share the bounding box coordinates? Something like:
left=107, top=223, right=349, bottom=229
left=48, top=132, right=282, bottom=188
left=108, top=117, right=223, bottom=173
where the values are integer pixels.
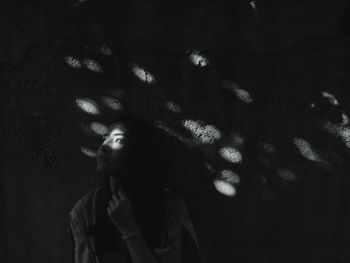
left=97, top=161, right=108, bottom=173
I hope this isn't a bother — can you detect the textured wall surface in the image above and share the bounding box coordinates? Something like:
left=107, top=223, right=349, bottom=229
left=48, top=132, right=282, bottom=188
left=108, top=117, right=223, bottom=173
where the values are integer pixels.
left=2, top=0, right=350, bottom=263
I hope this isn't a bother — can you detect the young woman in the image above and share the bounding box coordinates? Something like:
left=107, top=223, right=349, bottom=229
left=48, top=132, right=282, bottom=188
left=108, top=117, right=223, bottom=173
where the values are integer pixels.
left=70, top=113, right=203, bottom=263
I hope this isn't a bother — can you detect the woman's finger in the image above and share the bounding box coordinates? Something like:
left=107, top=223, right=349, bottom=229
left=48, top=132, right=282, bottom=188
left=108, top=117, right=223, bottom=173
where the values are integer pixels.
left=117, top=187, right=128, bottom=200
left=112, top=194, right=120, bottom=204
left=109, top=200, right=115, bottom=208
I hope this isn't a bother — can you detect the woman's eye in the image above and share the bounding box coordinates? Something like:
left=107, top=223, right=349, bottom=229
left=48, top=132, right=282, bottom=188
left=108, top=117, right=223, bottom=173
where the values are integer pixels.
left=115, top=138, right=124, bottom=143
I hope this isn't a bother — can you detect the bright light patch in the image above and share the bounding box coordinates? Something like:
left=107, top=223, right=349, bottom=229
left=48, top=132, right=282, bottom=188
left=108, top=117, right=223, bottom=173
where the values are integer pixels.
left=214, top=180, right=236, bottom=197
left=323, top=118, right=350, bottom=149
left=75, top=98, right=100, bottom=115
left=220, top=170, right=240, bottom=184
left=82, top=58, right=103, bottom=73
left=89, top=122, right=107, bottom=136
left=277, top=168, right=297, bottom=181
left=234, top=88, right=254, bottom=103
left=221, top=80, right=253, bottom=103
left=250, top=1, right=257, bottom=10
left=341, top=113, right=349, bottom=125
left=188, top=50, right=209, bottom=67
left=64, top=56, right=82, bottom=69
left=310, top=102, right=316, bottom=108
left=131, top=65, right=156, bottom=84
left=259, top=142, right=276, bottom=153
left=166, top=102, right=181, bottom=113
left=99, top=44, right=113, bottom=56
left=182, top=120, right=221, bottom=144
left=80, top=147, right=97, bottom=158
left=102, top=96, right=123, bottom=110
left=294, top=138, right=322, bottom=161
left=219, top=147, right=243, bottom=163
left=321, top=91, right=339, bottom=106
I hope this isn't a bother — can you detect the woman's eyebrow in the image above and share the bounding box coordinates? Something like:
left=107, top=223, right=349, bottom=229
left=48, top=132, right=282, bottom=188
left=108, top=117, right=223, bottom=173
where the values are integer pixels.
left=111, top=132, right=125, bottom=136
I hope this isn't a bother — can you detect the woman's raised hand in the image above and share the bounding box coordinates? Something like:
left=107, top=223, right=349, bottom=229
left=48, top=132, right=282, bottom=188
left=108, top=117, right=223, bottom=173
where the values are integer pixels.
left=107, top=187, right=139, bottom=236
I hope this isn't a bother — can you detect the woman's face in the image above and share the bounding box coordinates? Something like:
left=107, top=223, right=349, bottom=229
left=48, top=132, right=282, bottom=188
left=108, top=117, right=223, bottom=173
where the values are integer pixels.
left=96, top=122, right=130, bottom=175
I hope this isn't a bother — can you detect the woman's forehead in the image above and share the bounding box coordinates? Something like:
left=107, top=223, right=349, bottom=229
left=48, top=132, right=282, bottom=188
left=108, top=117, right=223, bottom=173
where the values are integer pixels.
left=107, top=123, right=129, bottom=134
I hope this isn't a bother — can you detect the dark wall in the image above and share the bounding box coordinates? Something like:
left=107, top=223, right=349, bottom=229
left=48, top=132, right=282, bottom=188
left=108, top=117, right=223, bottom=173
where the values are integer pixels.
left=2, top=0, right=350, bottom=263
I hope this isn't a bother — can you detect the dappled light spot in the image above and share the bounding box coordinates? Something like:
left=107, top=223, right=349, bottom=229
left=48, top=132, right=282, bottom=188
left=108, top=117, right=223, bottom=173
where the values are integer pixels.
left=321, top=91, right=339, bottom=106
left=310, top=102, right=316, bottom=108
left=165, top=102, right=181, bottom=113
left=82, top=58, right=103, bottom=73
left=64, top=56, right=82, bottom=69
left=219, top=147, right=243, bottom=163
left=294, top=138, right=322, bottom=162
left=250, top=1, right=257, bottom=10
left=188, top=50, right=209, bottom=67
left=214, top=180, right=236, bottom=197
left=89, top=122, right=107, bottom=136
left=99, top=44, right=113, bottom=56
left=259, top=142, right=276, bottom=153
left=131, top=64, right=156, bottom=84
left=323, top=117, right=350, bottom=149
left=75, top=98, right=100, bottom=115
left=221, top=80, right=254, bottom=103
left=102, top=96, right=123, bottom=110
left=182, top=120, right=221, bottom=144
left=220, top=170, right=240, bottom=184
left=341, top=113, right=349, bottom=125
left=277, top=168, right=297, bottom=181
left=234, top=88, right=254, bottom=103
left=80, top=146, right=96, bottom=158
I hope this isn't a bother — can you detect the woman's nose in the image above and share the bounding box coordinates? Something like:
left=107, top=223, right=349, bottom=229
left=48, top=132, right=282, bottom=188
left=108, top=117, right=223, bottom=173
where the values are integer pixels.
left=100, top=142, right=112, bottom=153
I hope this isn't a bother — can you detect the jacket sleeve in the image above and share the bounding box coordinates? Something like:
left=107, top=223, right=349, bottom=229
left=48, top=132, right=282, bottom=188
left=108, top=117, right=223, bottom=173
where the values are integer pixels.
left=153, top=215, right=183, bottom=263
left=153, top=193, right=203, bottom=263
left=70, top=211, right=97, bottom=263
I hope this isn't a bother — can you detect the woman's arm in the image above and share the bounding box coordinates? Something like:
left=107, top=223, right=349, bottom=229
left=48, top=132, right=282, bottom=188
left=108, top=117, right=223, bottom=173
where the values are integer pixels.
left=70, top=213, right=97, bottom=263
left=122, top=228, right=160, bottom=263
left=107, top=188, right=160, bottom=263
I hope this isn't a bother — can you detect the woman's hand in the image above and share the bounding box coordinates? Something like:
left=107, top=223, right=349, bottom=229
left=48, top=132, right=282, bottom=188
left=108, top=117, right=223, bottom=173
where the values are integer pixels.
left=106, top=188, right=139, bottom=236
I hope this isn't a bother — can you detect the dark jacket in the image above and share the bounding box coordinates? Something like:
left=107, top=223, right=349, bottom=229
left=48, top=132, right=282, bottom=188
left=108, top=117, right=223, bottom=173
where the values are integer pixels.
left=70, top=187, right=202, bottom=263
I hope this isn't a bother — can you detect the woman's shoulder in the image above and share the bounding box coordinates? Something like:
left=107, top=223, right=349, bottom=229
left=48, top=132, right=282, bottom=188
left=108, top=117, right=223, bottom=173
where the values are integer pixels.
left=70, top=187, right=102, bottom=225
left=156, top=191, right=202, bottom=257
left=162, top=191, right=193, bottom=238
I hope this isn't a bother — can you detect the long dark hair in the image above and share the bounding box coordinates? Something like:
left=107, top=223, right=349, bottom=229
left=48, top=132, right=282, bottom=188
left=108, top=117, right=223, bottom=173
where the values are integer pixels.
left=86, top=113, right=169, bottom=254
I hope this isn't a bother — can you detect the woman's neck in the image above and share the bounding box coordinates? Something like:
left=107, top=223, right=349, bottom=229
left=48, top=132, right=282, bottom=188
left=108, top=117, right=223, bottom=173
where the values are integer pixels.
left=109, top=176, right=121, bottom=196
